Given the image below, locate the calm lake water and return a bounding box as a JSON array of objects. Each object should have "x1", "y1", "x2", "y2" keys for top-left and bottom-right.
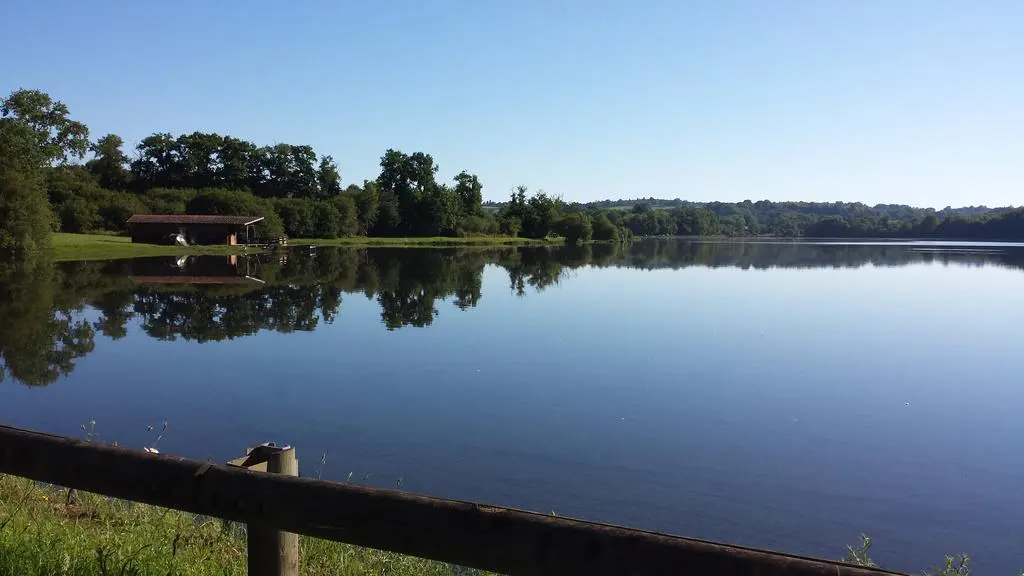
[{"x1": 1, "y1": 240, "x2": 1022, "y2": 573}]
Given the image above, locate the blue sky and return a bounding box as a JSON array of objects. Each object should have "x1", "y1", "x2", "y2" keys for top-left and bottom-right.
[{"x1": 4, "y1": 0, "x2": 1021, "y2": 207}]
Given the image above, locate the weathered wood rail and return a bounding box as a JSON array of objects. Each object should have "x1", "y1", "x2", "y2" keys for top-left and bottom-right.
[{"x1": 0, "y1": 425, "x2": 904, "y2": 575}]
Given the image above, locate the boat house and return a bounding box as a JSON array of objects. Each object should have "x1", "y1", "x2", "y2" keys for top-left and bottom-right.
[{"x1": 126, "y1": 214, "x2": 264, "y2": 246}]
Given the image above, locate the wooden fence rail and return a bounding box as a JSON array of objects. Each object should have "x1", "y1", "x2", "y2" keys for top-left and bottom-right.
[{"x1": 0, "y1": 425, "x2": 904, "y2": 576}]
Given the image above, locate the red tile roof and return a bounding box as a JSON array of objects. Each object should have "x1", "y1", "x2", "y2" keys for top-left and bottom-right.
[{"x1": 126, "y1": 214, "x2": 264, "y2": 226}]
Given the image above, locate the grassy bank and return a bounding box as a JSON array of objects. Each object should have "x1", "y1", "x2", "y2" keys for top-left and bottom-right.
[
  {"x1": 49, "y1": 233, "x2": 256, "y2": 262},
  {"x1": 49, "y1": 233, "x2": 559, "y2": 261},
  {"x1": 0, "y1": 474, "x2": 474, "y2": 576}
]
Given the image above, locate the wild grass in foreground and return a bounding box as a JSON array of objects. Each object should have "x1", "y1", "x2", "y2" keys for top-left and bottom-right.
[
  {"x1": 1, "y1": 473, "x2": 1017, "y2": 576},
  {"x1": 0, "y1": 474, "x2": 483, "y2": 576},
  {"x1": 843, "y1": 534, "x2": 1023, "y2": 576}
]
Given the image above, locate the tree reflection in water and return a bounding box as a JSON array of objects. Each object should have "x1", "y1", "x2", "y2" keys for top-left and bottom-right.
[{"x1": 2, "y1": 240, "x2": 1023, "y2": 386}]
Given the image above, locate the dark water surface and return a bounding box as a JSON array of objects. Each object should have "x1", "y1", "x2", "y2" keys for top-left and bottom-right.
[{"x1": 1, "y1": 240, "x2": 1022, "y2": 573}]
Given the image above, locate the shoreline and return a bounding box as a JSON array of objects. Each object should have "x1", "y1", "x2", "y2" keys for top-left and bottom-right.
[{"x1": 49, "y1": 233, "x2": 562, "y2": 262}]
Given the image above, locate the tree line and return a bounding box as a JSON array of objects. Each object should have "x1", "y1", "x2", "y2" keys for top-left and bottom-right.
[
  {"x1": 4, "y1": 87, "x2": 1023, "y2": 262},
  {"x1": 486, "y1": 197, "x2": 1024, "y2": 240},
  {"x1": 0, "y1": 89, "x2": 639, "y2": 259}
]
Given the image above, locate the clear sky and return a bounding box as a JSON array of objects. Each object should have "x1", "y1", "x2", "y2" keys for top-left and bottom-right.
[{"x1": 4, "y1": 0, "x2": 1021, "y2": 207}]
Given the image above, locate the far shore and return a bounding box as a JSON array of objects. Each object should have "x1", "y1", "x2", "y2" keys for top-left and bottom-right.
[
  {"x1": 49, "y1": 232, "x2": 562, "y2": 262},
  {"x1": 49, "y1": 232, "x2": 1015, "y2": 263}
]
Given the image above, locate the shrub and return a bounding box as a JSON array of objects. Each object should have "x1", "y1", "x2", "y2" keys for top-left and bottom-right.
[
  {"x1": 459, "y1": 214, "x2": 499, "y2": 236},
  {"x1": 554, "y1": 213, "x2": 593, "y2": 245}
]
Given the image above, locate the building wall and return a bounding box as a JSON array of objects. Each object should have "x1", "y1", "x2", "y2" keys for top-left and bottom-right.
[{"x1": 129, "y1": 223, "x2": 242, "y2": 245}]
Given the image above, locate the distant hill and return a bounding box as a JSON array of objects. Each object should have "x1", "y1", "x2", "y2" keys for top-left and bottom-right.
[
  {"x1": 483, "y1": 197, "x2": 1022, "y2": 239},
  {"x1": 485, "y1": 198, "x2": 1015, "y2": 219}
]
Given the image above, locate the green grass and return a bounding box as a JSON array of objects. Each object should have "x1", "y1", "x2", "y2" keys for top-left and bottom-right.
[
  {"x1": 0, "y1": 474, "x2": 478, "y2": 576},
  {"x1": 49, "y1": 232, "x2": 561, "y2": 261},
  {"x1": 49, "y1": 233, "x2": 257, "y2": 262},
  {"x1": 3, "y1": 474, "x2": 1015, "y2": 576}
]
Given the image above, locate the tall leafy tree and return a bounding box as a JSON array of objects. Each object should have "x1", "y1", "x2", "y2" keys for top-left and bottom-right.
[
  {"x1": 86, "y1": 134, "x2": 130, "y2": 190},
  {"x1": 524, "y1": 191, "x2": 559, "y2": 239},
  {"x1": 377, "y1": 149, "x2": 441, "y2": 234},
  {"x1": 356, "y1": 180, "x2": 380, "y2": 234},
  {"x1": 287, "y1": 145, "x2": 318, "y2": 198},
  {"x1": 453, "y1": 171, "x2": 483, "y2": 216},
  {"x1": 0, "y1": 89, "x2": 89, "y2": 257},
  {"x1": 131, "y1": 133, "x2": 180, "y2": 190},
  {"x1": 1, "y1": 89, "x2": 89, "y2": 164},
  {"x1": 0, "y1": 121, "x2": 53, "y2": 256},
  {"x1": 419, "y1": 185, "x2": 461, "y2": 236},
  {"x1": 316, "y1": 155, "x2": 342, "y2": 198},
  {"x1": 216, "y1": 136, "x2": 258, "y2": 190},
  {"x1": 256, "y1": 143, "x2": 291, "y2": 197},
  {"x1": 176, "y1": 132, "x2": 224, "y2": 189}
]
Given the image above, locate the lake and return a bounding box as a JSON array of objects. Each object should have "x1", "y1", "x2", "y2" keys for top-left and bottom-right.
[{"x1": 1, "y1": 239, "x2": 1022, "y2": 574}]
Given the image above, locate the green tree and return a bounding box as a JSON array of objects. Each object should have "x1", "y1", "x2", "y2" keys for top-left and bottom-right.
[
  {"x1": 249, "y1": 143, "x2": 320, "y2": 198},
  {"x1": 96, "y1": 190, "x2": 144, "y2": 231},
  {"x1": 0, "y1": 119, "x2": 55, "y2": 257},
  {"x1": 46, "y1": 165, "x2": 103, "y2": 232},
  {"x1": 918, "y1": 213, "x2": 940, "y2": 235},
  {"x1": 500, "y1": 215, "x2": 522, "y2": 237},
  {"x1": 287, "y1": 145, "x2": 319, "y2": 198},
  {"x1": 460, "y1": 214, "x2": 499, "y2": 235},
  {"x1": 57, "y1": 195, "x2": 100, "y2": 232},
  {"x1": 555, "y1": 213, "x2": 593, "y2": 244},
  {"x1": 176, "y1": 132, "x2": 224, "y2": 189},
  {"x1": 330, "y1": 194, "x2": 360, "y2": 237},
  {"x1": 86, "y1": 134, "x2": 130, "y2": 190},
  {"x1": 0, "y1": 89, "x2": 90, "y2": 257},
  {"x1": 377, "y1": 149, "x2": 441, "y2": 233},
  {"x1": 131, "y1": 133, "x2": 180, "y2": 190},
  {"x1": 453, "y1": 171, "x2": 483, "y2": 216},
  {"x1": 523, "y1": 191, "x2": 559, "y2": 239},
  {"x1": 311, "y1": 200, "x2": 342, "y2": 238},
  {"x1": 355, "y1": 180, "x2": 380, "y2": 234},
  {"x1": 1, "y1": 89, "x2": 89, "y2": 164},
  {"x1": 419, "y1": 186, "x2": 461, "y2": 236},
  {"x1": 140, "y1": 188, "x2": 195, "y2": 214},
  {"x1": 591, "y1": 211, "x2": 620, "y2": 242},
  {"x1": 216, "y1": 136, "x2": 258, "y2": 190},
  {"x1": 672, "y1": 206, "x2": 720, "y2": 236},
  {"x1": 273, "y1": 198, "x2": 317, "y2": 237},
  {"x1": 186, "y1": 189, "x2": 283, "y2": 238},
  {"x1": 316, "y1": 155, "x2": 342, "y2": 198}
]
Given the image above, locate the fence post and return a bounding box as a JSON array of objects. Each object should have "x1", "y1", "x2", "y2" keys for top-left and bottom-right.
[{"x1": 229, "y1": 444, "x2": 300, "y2": 576}]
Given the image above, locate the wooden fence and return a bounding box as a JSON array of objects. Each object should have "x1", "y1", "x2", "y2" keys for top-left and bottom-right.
[{"x1": 0, "y1": 424, "x2": 905, "y2": 576}]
